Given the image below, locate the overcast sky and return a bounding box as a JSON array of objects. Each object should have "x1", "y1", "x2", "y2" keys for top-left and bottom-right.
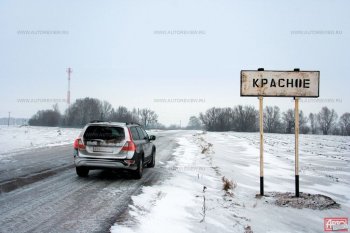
[{"x1": 0, "y1": 0, "x2": 349, "y2": 126}]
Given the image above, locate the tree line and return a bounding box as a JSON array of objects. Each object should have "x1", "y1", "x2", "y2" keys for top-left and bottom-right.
[
  {"x1": 194, "y1": 105, "x2": 350, "y2": 136},
  {"x1": 28, "y1": 98, "x2": 350, "y2": 136},
  {"x1": 28, "y1": 97, "x2": 159, "y2": 129}
]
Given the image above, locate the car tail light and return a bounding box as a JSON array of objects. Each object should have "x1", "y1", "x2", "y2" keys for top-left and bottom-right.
[
  {"x1": 73, "y1": 138, "x2": 86, "y2": 150},
  {"x1": 122, "y1": 141, "x2": 136, "y2": 152}
]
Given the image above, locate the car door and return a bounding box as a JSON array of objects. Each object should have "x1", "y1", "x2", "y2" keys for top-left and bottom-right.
[{"x1": 141, "y1": 128, "x2": 153, "y2": 158}]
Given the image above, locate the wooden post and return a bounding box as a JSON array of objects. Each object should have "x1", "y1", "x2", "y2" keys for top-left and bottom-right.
[
  {"x1": 294, "y1": 97, "x2": 300, "y2": 197},
  {"x1": 259, "y1": 96, "x2": 264, "y2": 196}
]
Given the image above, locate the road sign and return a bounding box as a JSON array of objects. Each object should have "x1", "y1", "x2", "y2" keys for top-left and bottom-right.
[
  {"x1": 240, "y1": 70, "x2": 320, "y2": 97},
  {"x1": 240, "y1": 68, "x2": 320, "y2": 197}
]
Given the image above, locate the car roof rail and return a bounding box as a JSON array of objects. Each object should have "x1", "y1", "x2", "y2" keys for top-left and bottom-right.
[
  {"x1": 126, "y1": 122, "x2": 141, "y2": 126},
  {"x1": 89, "y1": 120, "x2": 104, "y2": 123}
]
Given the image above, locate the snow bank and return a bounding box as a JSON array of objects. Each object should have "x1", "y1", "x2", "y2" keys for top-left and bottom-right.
[
  {"x1": 0, "y1": 125, "x2": 81, "y2": 157},
  {"x1": 111, "y1": 134, "x2": 248, "y2": 233}
]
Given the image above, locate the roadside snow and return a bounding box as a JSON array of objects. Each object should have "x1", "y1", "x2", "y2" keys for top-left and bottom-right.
[
  {"x1": 111, "y1": 134, "x2": 250, "y2": 233},
  {"x1": 111, "y1": 131, "x2": 350, "y2": 233},
  {"x1": 0, "y1": 126, "x2": 81, "y2": 157}
]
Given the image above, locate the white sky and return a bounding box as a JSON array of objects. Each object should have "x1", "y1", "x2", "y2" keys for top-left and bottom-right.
[{"x1": 0, "y1": 0, "x2": 349, "y2": 126}]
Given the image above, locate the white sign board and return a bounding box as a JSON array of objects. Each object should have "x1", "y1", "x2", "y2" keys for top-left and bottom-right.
[{"x1": 241, "y1": 70, "x2": 320, "y2": 97}]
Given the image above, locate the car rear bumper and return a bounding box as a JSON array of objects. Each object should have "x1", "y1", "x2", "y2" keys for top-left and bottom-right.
[{"x1": 74, "y1": 157, "x2": 137, "y2": 171}]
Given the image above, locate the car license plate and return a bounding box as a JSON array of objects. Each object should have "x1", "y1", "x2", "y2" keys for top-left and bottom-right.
[{"x1": 93, "y1": 147, "x2": 113, "y2": 153}]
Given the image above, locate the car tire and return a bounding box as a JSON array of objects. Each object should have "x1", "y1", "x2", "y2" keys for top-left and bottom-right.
[
  {"x1": 76, "y1": 167, "x2": 89, "y2": 177},
  {"x1": 133, "y1": 156, "x2": 143, "y2": 179},
  {"x1": 147, "y1": 150, "x2": 155, "y2": 168}
]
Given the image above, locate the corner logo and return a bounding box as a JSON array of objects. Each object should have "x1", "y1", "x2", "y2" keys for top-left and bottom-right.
[{"x1": 324, "y1": 218, "x2": 348, "y2": 232}]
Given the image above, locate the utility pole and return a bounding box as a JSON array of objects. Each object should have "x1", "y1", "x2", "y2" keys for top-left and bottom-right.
[
  {"x1": 67, "y1": 68, "x2": 72, "y2": 105},
  {"x1": 8, "y1": 112, "x2": 11, "y2": 127}
]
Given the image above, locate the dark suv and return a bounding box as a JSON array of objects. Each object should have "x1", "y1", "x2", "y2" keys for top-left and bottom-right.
[{"x1": 73, "y1": 122, "x2": 156, "y2": 179}]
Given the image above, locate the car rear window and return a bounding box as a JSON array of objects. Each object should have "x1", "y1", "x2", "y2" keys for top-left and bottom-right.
[{"x1": 84, "y1": 126, "x2": 125, "y2": 142}]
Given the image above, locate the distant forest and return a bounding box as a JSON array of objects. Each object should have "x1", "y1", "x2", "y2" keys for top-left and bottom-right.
[
  {"x1": 27, "y1": 97, "x2": 350, "y2": 136},
  {"x1": 196, "y1": 105, "x2": 350, "y2": 136},
  {"x1": 28, "y1": 97, "x2": 159, "y2": 129}
]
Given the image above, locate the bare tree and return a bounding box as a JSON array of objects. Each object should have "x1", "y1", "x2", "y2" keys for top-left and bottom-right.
[
  {"x1": 282, "y1": 109, "x2": 309, "y2": 134},
  {"x1": 217, "y1": 108, "x2": 235, "y2": 131},
  {"x1": 64, "y1": 97, "x2": 103, "y2": 126},
  {"x1": 339, "y1": 112, "x2": 350, "y2": 136},
  {"x1": 109, "y1": 106, "x2": 133, "y2": 122},
  {"x1": 187, "y1": 116, "x2": 202, "y2": 130},
  {"x1": 233, "y1": 105, "x2": 258, "y2": 132},
  {"x1": 199, "y1": 108, "x2": 217, "y2": 131},
  {"x1": 317, "y1": 106, "x2": 338, "y2": 135},
  {"x1": 200, "y1": 107, "x2": 234, "y2": 131},
  {"x1": 101, "y1": 100, "x2": 113, "y2": 121},
  {"x1": 140, "y1": 108, "x2": 158, "y2": 129},
  {"x1": 282, "y1": 109, "x2": 295, "y2": 134},
  {"x1": 309, "y1": 113, "x2": 317, "y2": 134},
  {"x1": 199, "y1": 106, "x2": 257, "y2": 132},
  {"x1": 131, "y1": 108, "x2": 140, "y2": 123},
  {"x1": 263, "y1": 106, "x2": 282, "y2": 133},
  {"x1": 200, "y1": 108, "x2": 216, "y2": 131},
  {"x1": 29, "y1": 104, "x2": 61, "y2": 126},
  {"x1": 299, "y1": 110, "x2": 309, "y2": 134}
]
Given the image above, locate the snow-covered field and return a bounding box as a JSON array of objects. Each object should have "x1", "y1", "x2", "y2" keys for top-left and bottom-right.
[
  {"x1": 1, "y1": 127, "x2": 348, "y2": 232},
  {"x1": 111, "y1": 131, "x2": 350, "y2": 233},
  {"x1": 0, "y1": 126, "x2": 81, "y2": 157}
]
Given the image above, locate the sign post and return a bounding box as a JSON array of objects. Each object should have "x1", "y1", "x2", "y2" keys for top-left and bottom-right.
[
  {"x1": 294, "y1": 97, "x2": 300, "y2": 197},
  {"x1": 240, "y1": 69, "x2": 319, "y2": 197},
  {"x1": 259, "y1": 96, "x2": 264, "y2": 196}
]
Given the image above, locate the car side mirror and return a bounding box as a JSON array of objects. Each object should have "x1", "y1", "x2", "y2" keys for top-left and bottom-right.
[{"x1": 149, "y1": 135, "x2": 156, "y2": 141}]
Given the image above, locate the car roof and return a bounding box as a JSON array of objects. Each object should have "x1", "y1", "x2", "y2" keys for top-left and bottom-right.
[{"x1": 87, "y1": 122, "x2": 141, "y2": 127}]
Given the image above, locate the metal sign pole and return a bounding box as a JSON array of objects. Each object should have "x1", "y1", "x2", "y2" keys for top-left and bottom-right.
[
  {"x1": 294, "y1": 97, "x2": 300, "y2": 197},
  {"x1": 259, "y1": 96, "x2": 264, "y2": 196}
]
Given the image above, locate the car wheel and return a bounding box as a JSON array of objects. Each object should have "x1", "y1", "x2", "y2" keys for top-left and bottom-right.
[
  {"x1": 147, "y1": 150, "x2": 155, "y2": 168},
  {"x1": 76, "y1": 167, "x2": 89, "y2": 177},
  {"x1": 133, "y1": 156, "x2": 143, "y2": 179}
]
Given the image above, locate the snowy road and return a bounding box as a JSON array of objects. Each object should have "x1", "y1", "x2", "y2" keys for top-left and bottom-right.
[{"x1": 0, "y1": 130, "x2": 185, "y2": 233}]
